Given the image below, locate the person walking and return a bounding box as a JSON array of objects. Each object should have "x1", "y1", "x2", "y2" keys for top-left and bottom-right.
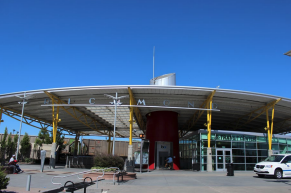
[{"x1": 165, "y1": 156, "x2": 173, "y2": 169}]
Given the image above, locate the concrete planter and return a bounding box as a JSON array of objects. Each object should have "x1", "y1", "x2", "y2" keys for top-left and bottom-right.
[{"x1": 83, "y1": 172, "x2": 136, "y2": 181}]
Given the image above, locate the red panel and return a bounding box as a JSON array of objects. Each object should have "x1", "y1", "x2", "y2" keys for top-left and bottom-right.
[{"x1": 146, "y1": 111, "x2": 180, "y2": 170}]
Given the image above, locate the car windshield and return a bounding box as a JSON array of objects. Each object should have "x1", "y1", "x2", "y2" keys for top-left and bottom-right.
[{"x1": 264, "y1": 155, "x2": 284, "y2": 162}]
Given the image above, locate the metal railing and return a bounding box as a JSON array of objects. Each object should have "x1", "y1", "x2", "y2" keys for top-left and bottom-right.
[
  {"x1": 51, "y1": 167, "x2": 121, "y2": 188},
  {"x1": 65, "y1": 156, "x2": 94, "y2": 169}
]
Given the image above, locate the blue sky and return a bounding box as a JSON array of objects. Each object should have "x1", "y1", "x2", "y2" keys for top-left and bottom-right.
[{"x1": 0, "y1": 0, "x2": 290, "y2": 137}]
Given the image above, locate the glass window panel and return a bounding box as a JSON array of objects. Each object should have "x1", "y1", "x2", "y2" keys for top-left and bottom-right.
[
  {"x1": 278, "y1": 138, "x2": 286, "y2": 144},
  {"x1": 216, "y1": 141, "x2": 231, "y2": 148},
  {"x1": 232, "y1": 149, "x2": 245, "y2": 156},
  {"x1": 211, "y1": 134, "x2": 216, "y2": 140},
  {"x1": 287, "y1": 139, "x2": 291, "y2": 145},
  {"x1": 258, "y1": 150, "x2": 268, "y2": 157},
  {"x1": 201, "y1": 134, "x2": 207, "y2": 140},
  {"x1": 246, "y1": 150, "x2": 257, "y2": 156},
  {"x1": 216, "y1": 134, "x2": 231, "y2": 141},
  {"x1": 246, "y1": 164, "x2": 256, "y2": 170},
  {"x1": 202, "y1": 148, "x2": 209, "y2": 156},
  {"x1": 232, "y1": 142, "x2": 244, "y2": 148},
  {"x1": 212, "y1": 156, "x2": 216, "y2": 164},
  {"x1": 233, "y1": 164, "x2": 245, "y2": 170},
  {"x1": 272, "y1": 144, "x2": 279, "y2": 150},
  {"x1": 201, "y1": 134, "x2": 216, "y2": 140},
  {"x1": 245, "y1": 143, "x2": 256, "y2": 149},
  {"x1": 257, "y1": 136, "x2": 267, "y2": 143},
  {"x1": 246, "y1": 157, "x2": 257, "y2": 163},
  {"x1": 272, "y1": 138, "x2": 278, "y2": 143},
  {"x1": 244, "y1": 136, "x2": 256, "y2": 142},
  {"x1": 280, "y1": 144, "x2": 287, "y2": 154},
  {"x1": 231, "y1": 135, "x2": 245, "y2": 141},
  {"x1": 212, "y1": 149, "x2": 216, "y2": 155},
  {"x1": 233, "y1": 157, "x2": 245, "y2": 163},
  {"x1": 258, "y1": 157, "x2": 267, "y2": 162},
  {"x1": 202, "y1": 141, "x2": 215, "y2": 148},
  {"x1": 257, "y1": 143, "x2": 268, "y2": 149}
]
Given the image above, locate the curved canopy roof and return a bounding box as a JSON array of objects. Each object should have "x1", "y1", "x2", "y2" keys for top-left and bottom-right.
[{"x1": 1, "y1": 85, "x2": 291, "y2": 138}]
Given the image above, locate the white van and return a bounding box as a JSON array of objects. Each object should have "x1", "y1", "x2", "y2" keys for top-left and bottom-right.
[{"x1": 254, "y1": 154, "x2": 291, "y2": 179}]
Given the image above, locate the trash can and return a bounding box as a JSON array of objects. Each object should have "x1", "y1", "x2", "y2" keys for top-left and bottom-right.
[
  {"x1": 192, "y1": 163, "x2": 200, "y2": 171},
  {"x1": 226, "y1": 163, "x2": 234, "y2": 176}
]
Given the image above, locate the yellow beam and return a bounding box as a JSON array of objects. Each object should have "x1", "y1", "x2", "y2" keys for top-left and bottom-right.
[
  {"x1": 266, "y1": 105, "x2": 276, "y2": 150},
  {"x1": 128, "y1": 87, "x2": 146, "y2": 132},
  {"x1": 44, "y1": 91, "x2": 124, "y2": 137},
  {"x1": 52, "y1": 99, "x2": 61, "y2": 143},
  {"x1": 225, "y1": 98, "x2": 282, "y2": 130},
  {"x1": 266, "y1": 109, "x2": 271, "y2": 150},
  {"x1": 207, "y1": 97, "x2": 213, "y2": 148},
  {"x1": 182, "y1": 90, "x2": 216, "y2": 137}
]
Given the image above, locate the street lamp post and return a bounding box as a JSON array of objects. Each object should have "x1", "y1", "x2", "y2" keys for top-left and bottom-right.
[
  {"x1": 104, "y1": 92, "x2": 128, "y2": 155},
  {"x1": 16, "y1": 93, "x2": 28, "y2": 160}
]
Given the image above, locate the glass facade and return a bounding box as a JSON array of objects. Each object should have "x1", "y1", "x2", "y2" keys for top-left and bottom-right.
[{"x1": 179, "y1": 130, "x2": 291, "y2": 171}]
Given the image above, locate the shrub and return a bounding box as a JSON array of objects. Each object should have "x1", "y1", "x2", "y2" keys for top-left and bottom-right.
[
  {"x1": 94, "y1": 154, "x2": 124, "y2": 170},
  {"x1": 0, "y1": 166, "x2": 10, "y2": 190},
  {"x1": 91, "y1": 166, "x2": 118, "y2": 172},
  {"x1": 25, "y1": 158, "x2": 32, "y2": 163}
]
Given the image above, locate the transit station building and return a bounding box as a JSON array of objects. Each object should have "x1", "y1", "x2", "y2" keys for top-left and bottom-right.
[{"x1": 1, "y1": 73, "x2": 291, "y2": 171}]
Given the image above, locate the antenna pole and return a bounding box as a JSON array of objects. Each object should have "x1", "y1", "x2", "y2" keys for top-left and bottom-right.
[{"x1": 153, "y1": 46, "x2": 155, "y2": 80}]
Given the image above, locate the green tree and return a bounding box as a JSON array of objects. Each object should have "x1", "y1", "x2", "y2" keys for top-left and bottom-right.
[
  {"x1": 35, "y1": 129, "x2": 51, "y2": 147},
  {"x1": 20, "y1": 132, "x2": 31, "y2": 160},
  {"x1": 0, "y1": 167, "x2": 10, "y2": 190},
  {"x1": 55, "y1": 131, "x2": 66, "y2": 154},
  {"x1": 6, "y1": 133, "x2": 18, "y2": 159},
  {"x1": 6, "y1": 133, "x2": 12, "y2": 158},
  {"x1": 0, "y1": 127, "x2": 8, "y2": 166}
]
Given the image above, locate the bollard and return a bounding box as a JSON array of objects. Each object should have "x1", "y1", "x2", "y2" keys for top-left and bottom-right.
[{"x1": 26, "y1": 175, "x2": 31, "y2": 191}]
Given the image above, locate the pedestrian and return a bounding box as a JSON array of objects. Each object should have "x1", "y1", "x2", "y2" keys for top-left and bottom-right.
[
  {"x1": 8, "y1": 155, "x2": 23, "y2": 174},
  {"x1": 165, "y1": 156, "x2": 173, "y2": 169}
]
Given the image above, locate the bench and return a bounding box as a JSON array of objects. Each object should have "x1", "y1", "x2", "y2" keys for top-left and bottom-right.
[
  {"x1": 116, "y1": 171, "x2": 127, "y2": 182},
  {"x1": 64, "y1": 177, "x2": 95, "y2": 193}
]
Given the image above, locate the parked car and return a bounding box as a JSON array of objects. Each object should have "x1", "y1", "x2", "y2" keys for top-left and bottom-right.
[{"x1": 254, "y1": 154, "x2": 291, "y2": 179}]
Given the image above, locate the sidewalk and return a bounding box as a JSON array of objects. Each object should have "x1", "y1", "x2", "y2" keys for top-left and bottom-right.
[{"x1": 3, "y1": 165, "x2": 291, "y2": 193}]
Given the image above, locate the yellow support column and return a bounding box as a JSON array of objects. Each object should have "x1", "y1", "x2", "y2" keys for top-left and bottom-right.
[
  {"x1": 50, "y1": 100, "x2": 61, "y2": 169},
  {"x1": 266, "y1": 109, "x2": 272, "y2": 156},
  {"x1": 270, "y1": 105, "x2": 275, "y2": 145},
  {"x1": 207, "y1": 99, "x2": 213, "y2": 172}
]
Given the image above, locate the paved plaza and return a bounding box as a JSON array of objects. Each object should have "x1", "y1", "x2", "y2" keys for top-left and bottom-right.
[{"x1": 3, "y1": 164, "x2": 291, "y2": 193}]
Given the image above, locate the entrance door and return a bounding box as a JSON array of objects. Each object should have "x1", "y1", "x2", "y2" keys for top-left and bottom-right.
[
  {"x1": 155, "y1": 141, "x2": 172, "y2": 169},
  {"x1": 159, "y1": 151, "x2": 168, "y2": 168},
  {"x1": 216, "y1": 149, "x2": 232, "y2": 171}
]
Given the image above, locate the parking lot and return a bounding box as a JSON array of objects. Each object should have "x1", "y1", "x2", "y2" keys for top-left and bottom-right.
[{"x1": 4, "y1": 165, "x2": 291, "y2": 193}]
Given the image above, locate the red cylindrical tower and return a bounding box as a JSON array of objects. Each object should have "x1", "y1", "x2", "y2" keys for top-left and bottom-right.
[{"x1": 146, "y1": 111, "x2": 180, "y2": 170}]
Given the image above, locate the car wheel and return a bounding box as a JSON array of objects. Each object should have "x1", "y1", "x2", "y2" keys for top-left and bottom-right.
[
  {"x1": 274, "y1": 169, "x2": 283, "y2": 179},
  {"x1": 258, "y1": 174, "x2": 264, "y2": 178}
]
